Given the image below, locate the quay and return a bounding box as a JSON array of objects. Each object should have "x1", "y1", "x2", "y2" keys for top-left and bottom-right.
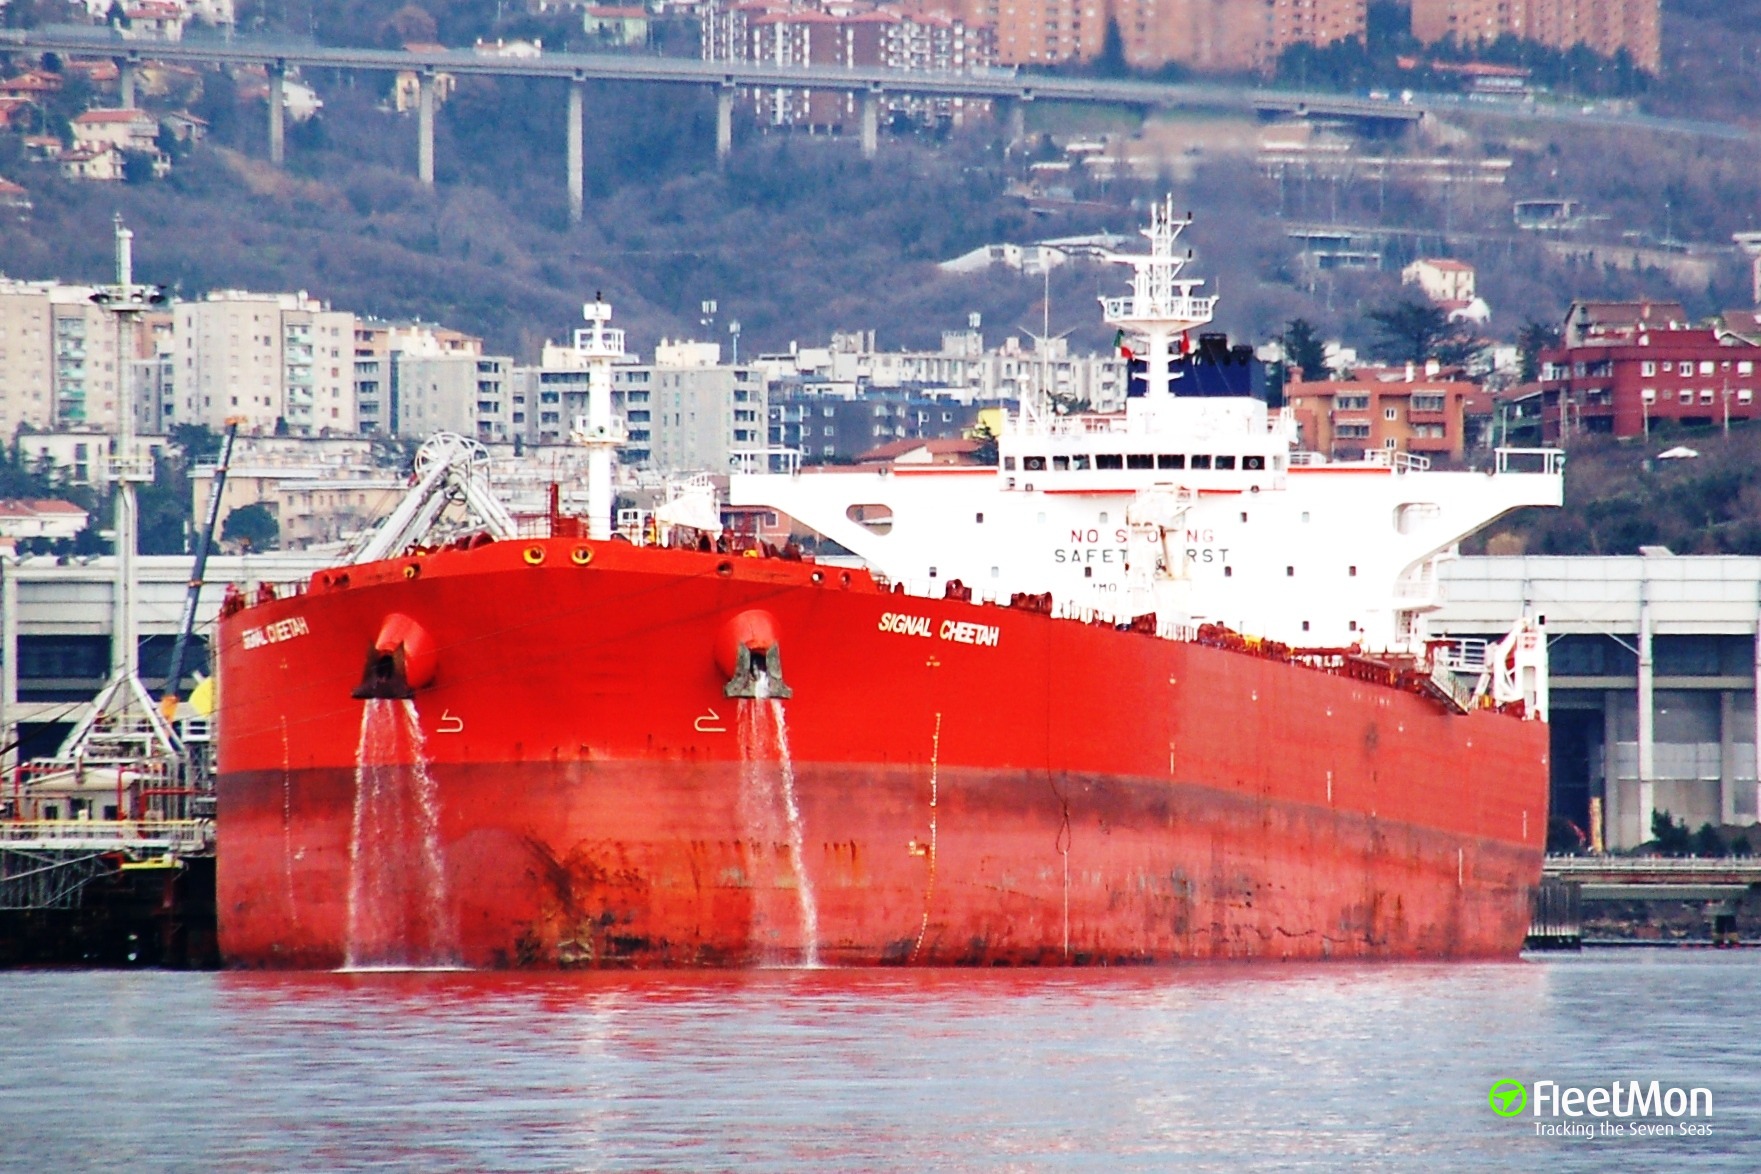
[
  {"x1": 0, "y1": 819, "x2": 216, "y2": 966},
  {"x1": 1529, "y1": 855, "x2": 1761, "y2": 949}
]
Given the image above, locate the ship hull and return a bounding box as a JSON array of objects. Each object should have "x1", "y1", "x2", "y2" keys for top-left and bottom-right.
[{"x1": 215, "y1": 539, "x2": 1548, "y2": 968}]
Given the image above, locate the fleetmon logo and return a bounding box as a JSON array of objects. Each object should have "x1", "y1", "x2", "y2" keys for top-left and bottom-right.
[{"x1": 1489, "y1": 1079, "x2": 1528, "y2": 1117}]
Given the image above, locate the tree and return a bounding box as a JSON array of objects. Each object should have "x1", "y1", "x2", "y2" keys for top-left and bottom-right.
[
  {"x1": 379, "y1": 3, "x2": 438, "y2": 49},
  {"x1": 1365, "y1": 298, "x2": 1472, "y2": 365},
  {"x1": 1283, "y1": 318, "x2": 1328, "y2": 381},
  {"x1": 169, "y1": 423, "x2": 223, "y2": 465},
  {"x1": 1650, "y1": 809, "x2": 1692, "y2": 857},
  {"x1": 1517, "y1": 318, "x2": 1561, "y2": 383},
  {"x1": 221, "y1": 502, "x2": 280, "y2": 551},
  {"x1": 1093, "y1": 19, "x2": 1128, "y2": 79},
  {"x1": 1691, "y1": 822, "x2": 1725, "y2": 858},
  {"x1": 968, "y1": 418, "x2": 999, "y2": 466},
  {"x1": 121, "y1": 149, "x2": 159, "y2": 185}
]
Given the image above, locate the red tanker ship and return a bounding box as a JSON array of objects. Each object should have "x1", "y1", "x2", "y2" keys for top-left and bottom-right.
[{"x1": 215, "y1": 204, "x2": 1562, "y2": 968}]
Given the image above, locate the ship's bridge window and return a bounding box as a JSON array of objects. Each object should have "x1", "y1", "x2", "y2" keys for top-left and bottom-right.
[
  {"x1": 1191, "y1": 455, "x2": 1213, "y2": 470},
  {"x1": 1053, "y1": 456, "x2": 1069, "y2": 470},
  {"x1": 1023, "y1": 456, "x2": 1047, "y2": 471},
  {"x1": 1215, "y1": 456, "x2": 1237, "y2": 470},
  {"x1": 1243, "y1": 455, "x2": 1266, "y2": 471},
  {"x1": 1127, "y1": 454, "x2": 1153, "y2": 470},
  {"x1": 846, "y1": 504, "x2": 894, "y2": 535},
  {"x1": 1158, "y1": 454, "x2": 1185, "y2": 469},
  {"x1": 1096, "y1": 454, "x2": 1124, "y2": 470},
  {"x1": 1072, "y1": 454, "x2": 1090, "y2": 470}
]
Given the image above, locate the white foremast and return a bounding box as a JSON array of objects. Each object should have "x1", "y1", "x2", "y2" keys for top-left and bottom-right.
[{"x1": 1098, "y1": 196, "x2": 1217, "y2": 405}]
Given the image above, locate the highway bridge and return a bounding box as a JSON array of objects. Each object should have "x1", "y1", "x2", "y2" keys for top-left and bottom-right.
[{"x1": 2, "y1": 25, "x2": 1753, "y2": 222}]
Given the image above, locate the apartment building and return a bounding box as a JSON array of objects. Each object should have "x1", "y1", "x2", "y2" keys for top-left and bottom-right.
[
  {"x1": 989, "y1": 0, "x2": 1363, "y2": 71},
  {"x1": 0, "y1": 280, "x2": 142, "y2": 433},
  {"x1": 704, "y1": 1, "x2": 995, "y2": 129},
  {"x1": 395, "y1": 352, "x2": 517, "y2": 443},
  {"x1": 352, "y1": 321, "x2": 484, "y2": 437},
  {"x1": 1410, "y1": 0, "x2": 1661, "y2": 74},
  {"x1": 172, "y1": 291, "x2": 355, "y2": 435},
  {"x1": 1285, "y1": 369, "x2": 1475, "y2": 461}
]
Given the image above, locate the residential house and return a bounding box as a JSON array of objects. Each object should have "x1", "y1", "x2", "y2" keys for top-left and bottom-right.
[
  {"x1": 584, "y1": 5, "x2": 650, "y2": 45},
  {"x1": 0, "y1": 178, "x2": 30, "y2": 216},
  {"x1": 0, "y1": 499, "x2": 92, "y2": 550},
  {"x1": 59, "y1": 144, "x2": 127, "y2": 182},
  {"x1": 1401, "y1": 257, "x2": 1489, "y2": 324},
  {"x1": 1402, "y1": 258, "x2": 1476, "y2": 305},
  {"x1": 121, "y1": 1, "x2": 190, "y2": 39},
  {"x1": 0, "y1": 72, "x2": 63, "y2": 99},
  {"x1": 22, "y1": 136, "x2": 63, "y2": 162},
  {"x1": 70, "y1": 108, "x2": 160, "y2": 153},
  {"x1": 161, "y1": 110, "x2": 209, "y2": 143}
]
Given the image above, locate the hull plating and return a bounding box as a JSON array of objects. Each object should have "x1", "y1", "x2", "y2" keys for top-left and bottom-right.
[{"x1": 215, "y1": 539, "x2": 1548, "y2": 968}]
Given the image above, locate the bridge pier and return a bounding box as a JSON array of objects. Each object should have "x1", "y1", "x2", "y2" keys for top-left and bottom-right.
[
  {"x1": 567, "y1": 76, "x2": 584, "y2": 224},
  {"x1": 716, "y1": 84, "x2": 734, "y2": 164},
  {"x1": 417, "y1": 69, "x2": 436, "y2": 187},
  {"x1": 117, "y1": 58, "x2": 137, "y2": 109},
  {"x1": 267, "y1": 61, "x2": 285, "y2": 166},
  {"x1": 859, "y1": 88, "x2": 879, "y2": 160}
]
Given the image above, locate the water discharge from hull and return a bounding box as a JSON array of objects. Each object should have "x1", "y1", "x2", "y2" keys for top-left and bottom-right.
[
  {"x1": 737, "y1": 683, "x2": 821, "y2": 968},
  {"x1": 343, "y1": 699, "x2": 462, "y2": 971}
]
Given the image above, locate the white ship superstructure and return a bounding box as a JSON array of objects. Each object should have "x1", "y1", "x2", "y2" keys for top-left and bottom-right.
[{"x1": 730, "y1": 199, "x2": 1564, "y2": 655}]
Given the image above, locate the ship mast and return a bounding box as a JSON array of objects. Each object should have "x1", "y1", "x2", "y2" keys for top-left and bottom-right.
[
  {"x1": 1099, "y1": 197, "x2": 1217, "y2": 410},
  {"x1": 571, "y1": 296, "x2": 627, "y2": 542}
]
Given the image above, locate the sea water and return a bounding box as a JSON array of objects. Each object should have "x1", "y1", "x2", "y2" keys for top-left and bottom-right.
[{"x1": 0, "y1": 954, "x2": 1756, "y2": 1171}]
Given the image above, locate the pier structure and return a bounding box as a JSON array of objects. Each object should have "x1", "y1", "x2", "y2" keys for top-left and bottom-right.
[{"x1": 1529, "y1": 855, "x2": 1761, "y2": 949}]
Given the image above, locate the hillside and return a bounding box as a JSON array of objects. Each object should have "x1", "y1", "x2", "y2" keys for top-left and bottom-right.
[{"x1": 1474, "y1": 426, "x2": 1761, "y2": 557}]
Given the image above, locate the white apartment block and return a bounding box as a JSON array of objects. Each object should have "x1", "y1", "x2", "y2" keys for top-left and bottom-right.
[
  {"x1": 353, "y1": 322, "x2": 485, "y2": 437},
  {"x1": 0, "y1": 282, "x2": 56, "y2": 436},
  {"x1": 172, "y1": 291, "x2": 355, "y2": 436},
  {"x1": 757, "y1": 331, "x2": 1128, "y2": 412},
  {"x1": 394, "y1": 353, "x2": 515, "y2": 443},
  {"x1": 0, "y1": 280, "x2": 131, "y2": 433},
  {"x1": 516, "y1": 335, "x2": 765, "y2": 474}
]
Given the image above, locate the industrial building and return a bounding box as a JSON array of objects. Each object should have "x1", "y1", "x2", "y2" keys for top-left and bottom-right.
[{"x1": 1436, "y1": 553, "x2": 1761, "y2": 852}]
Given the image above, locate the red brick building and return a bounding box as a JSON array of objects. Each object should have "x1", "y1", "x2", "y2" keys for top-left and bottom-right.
[{"x1": 1537, "y1": 302, "x2": 1761, "y2": 441}]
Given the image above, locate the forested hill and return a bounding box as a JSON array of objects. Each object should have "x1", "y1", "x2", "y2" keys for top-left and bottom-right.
[
  {"x1": 0, "y1": 71, "x2": 1147, "y2": 360},
  {"x1": 1475, "y1": 428, "x2": 1761, "y2": 557}
]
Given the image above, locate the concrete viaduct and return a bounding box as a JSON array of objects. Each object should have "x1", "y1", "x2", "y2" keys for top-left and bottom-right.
[
  {"x1": 1, "y1": 27, "x2": 1428, "y2": 222},
  {"x1": 5, "y1": 27, "x2": 1750, "y2": 224}
]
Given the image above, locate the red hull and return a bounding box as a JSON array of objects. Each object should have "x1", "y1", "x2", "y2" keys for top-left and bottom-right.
[{"x1": 215, "y1": 538, "x2": 1548, "y2": 968}]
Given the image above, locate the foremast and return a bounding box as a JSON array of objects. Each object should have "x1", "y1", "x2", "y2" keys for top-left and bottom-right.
[
  {"x1": 571, "y1": 297, "x2": 627, "y2": 542},
  {"x1": 1098, "y1": 197, "x2": 1217, "y2": 416}
]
